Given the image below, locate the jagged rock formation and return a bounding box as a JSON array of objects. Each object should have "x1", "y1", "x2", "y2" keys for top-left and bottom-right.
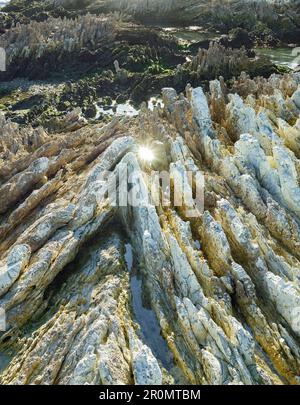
[
  {"x1": 0, "y1": 13, "x2": 118, "y2": 78},
  {"x1": 177, "y1": 42, "x2": 276, "y2": 82},
  {"x1": 0, "y1": 18, "x2": 184, "y2": 124},
  {"x1": 53, "y1": 0, "x2": 298, "y2": 22},
  {"x1": 0, "y1": 112, "x2": 47, "y2": 162},
  {"x1": 0, "y1": 70, "x2": 300, "y2": 385},
  {"x1": 0, "y1": 29, "x2": 277, "y2": 128},
  {"x1": 3, "y1": 0, "x2": 300, "y2": 44},
  {"x1": 53, "y1": 0, "x2": 300, "y2": 42}
]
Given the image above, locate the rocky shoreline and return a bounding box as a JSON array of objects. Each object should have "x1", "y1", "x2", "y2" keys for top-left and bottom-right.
[
  {"x1": 1, "y1": 70, "x2": 300, "y2": 384},
  {"x1": 0, "y1": 13, "x2": 291, "y2": 129},
  {"x1": 0, "y1": 1, "x2": 299, "y2": 130},
  {"x1": 2, "y1": 1, "x2": 300, "y2": 44},
  {"x1": 0, "y1": 0, "x2": 300, "y2": 387}
]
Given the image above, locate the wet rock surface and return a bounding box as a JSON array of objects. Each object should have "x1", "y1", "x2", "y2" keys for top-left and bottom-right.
[{"x1": 0, "y1": 69, "x2": 300, "y2": 384}]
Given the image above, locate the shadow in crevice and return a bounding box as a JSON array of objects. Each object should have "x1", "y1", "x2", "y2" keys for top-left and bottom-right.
[{"x1": 125, "y1": 243, "x2": 189, "y2": 383}]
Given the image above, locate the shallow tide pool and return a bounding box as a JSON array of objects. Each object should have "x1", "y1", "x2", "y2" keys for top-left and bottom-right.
[{"x1": 254, "y1": 47, "x2": 299, "y2": 69}]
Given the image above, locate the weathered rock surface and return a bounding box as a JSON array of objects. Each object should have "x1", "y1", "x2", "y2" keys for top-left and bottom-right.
[{"x1": 1, "y1": 70, "x2": 300, "y2": 385}]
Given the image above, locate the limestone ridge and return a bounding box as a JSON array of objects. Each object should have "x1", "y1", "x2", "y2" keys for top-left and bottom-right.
[{"x1": 0, "y1": 70, "x2": 300, "y2": 384}]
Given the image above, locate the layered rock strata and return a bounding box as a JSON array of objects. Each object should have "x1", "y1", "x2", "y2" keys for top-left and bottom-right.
[{"x1": 0, "y1": 71, "x2": 300, "y2": 385}]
